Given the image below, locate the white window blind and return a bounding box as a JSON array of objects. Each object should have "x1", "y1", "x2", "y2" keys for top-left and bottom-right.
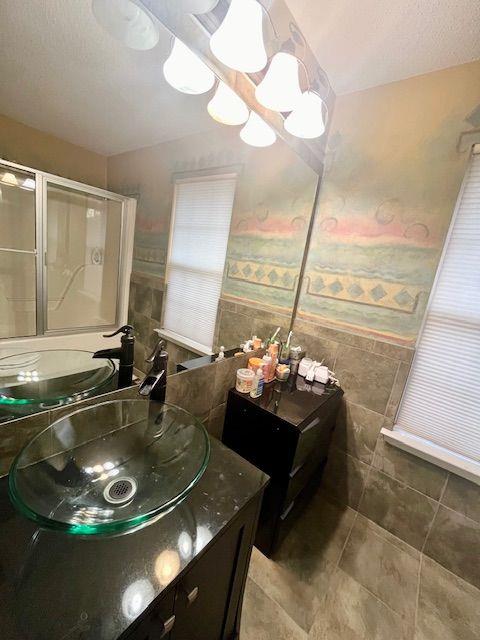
[
  {"x1": 393, "y1": 149, "x2": 480, "y2": 474},
  {"x1": 162, "y1": 175, "x2": 236, "y2": 353}
]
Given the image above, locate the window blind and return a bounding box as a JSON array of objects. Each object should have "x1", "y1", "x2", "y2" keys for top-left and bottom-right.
[
  {"x1": 394, "y1": 150, "x2": 480, "y2": 466},
  {"x1": 162, "y1": 175, "x2": 236, "y2": 353}
]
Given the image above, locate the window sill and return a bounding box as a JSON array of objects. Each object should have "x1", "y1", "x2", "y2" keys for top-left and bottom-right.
[
  {"x1": 381, "y1": 427, "x2": 480, "y2": 486},
  {"x1": 156, "y1": 329, "x2": 213, "y2": 357}
]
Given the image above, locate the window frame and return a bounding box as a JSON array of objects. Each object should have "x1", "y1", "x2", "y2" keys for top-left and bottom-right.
[
  {"x1": 0, "y1": 157, "x2": 135, "y2": 342},
  {"x1": 382, "y1": 143, "x2": 480, "y2": 485},
  {"x1": 159, "y1": 170, "x2": 238, "y2": 355}
]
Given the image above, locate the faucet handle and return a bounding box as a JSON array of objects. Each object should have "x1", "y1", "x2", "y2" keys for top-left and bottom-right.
[
  {"x1": 146, "y1": 330, "x2": 166, "y2": 363},
  {"x1": 103, "y1": 325, "x2": 134, "y2": 339}
]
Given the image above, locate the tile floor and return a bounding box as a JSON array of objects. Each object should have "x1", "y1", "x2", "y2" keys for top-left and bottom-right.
[{"x1": 241, "y1": 492, "x2": 480, "y2": 640}]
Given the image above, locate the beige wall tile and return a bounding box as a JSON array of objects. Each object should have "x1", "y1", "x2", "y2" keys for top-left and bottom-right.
[
  {"x1": 207, "y1": 403, "x2": 226, "y2": 440},
  {"x1": 441, "y1": 474, "x2": 480, "y2": 524},
  {"x1": 334, "y1": 401, "x2": 384, "y2": 464},
  {"x1": 372, "y1": 341, "x2": 414, "y2": 363},
  {"x1": 334, "y1": 345, "x2": 398, "y2": 414},
  {"x1": 385, "y1": 361, "x2": 411, "y2": 419},
  {"x1": 424, "y1": 505, "x2": 480, "y2": 589},
  {"x1": 359, "y1": 467, "x2": 437, "y2": 550},
  {"x1": 321, "y1": 447, "x2": 370, "y2": 509},
  {"x1": 416, "y1": 556, "x2": 480, "y2": 640},
  {"x1": 372, "y1": 436, "x2": 447, "y2": 500}
]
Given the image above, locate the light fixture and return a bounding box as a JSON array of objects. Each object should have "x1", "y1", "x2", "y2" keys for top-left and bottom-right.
[
  {"x1": 0, "y1": 172, "x2": 18, "y2": 186},
  {"x1": 163, "y1": 38, "x2": 215, "y2": 95},
  {"x1": 21, "y1": 178, "x2": 35, "y2": 191},
  {"x1": 284, "y1": 91, "x2": 326, "y2": 139},
  {"x1": 92, "y1": 0, "x2": 160, "y2": 50},
  {"x1": 210, "y1": 0, "x2": 267, "y2": 73},
  {"x1": 240, "y1": 112, "x2": 276, "y2": 147},
  {"x1": 255, "y1": 52, "x2": 302, "y2": 112},
  {"x1": 165, "y1": 0, "x2": 219, "y2": 13},
  {"x1": 207, "y1": 81, "x2": 249, "y2": 126}
]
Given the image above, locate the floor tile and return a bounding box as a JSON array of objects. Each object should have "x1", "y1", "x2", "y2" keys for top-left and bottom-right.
[
  {"x1": 249, "y1": 494, "x2": 355, "y2": 632},
  {"x1": 338, "y1": 514, "x2": 419, "y2": 619},
  {"x1": 309, "y1": 568, "x2": 411, "y2": 640},
  {"x1": 416, "y1": 557, "x2": 480, "y2": 640},
  {"x1": 240, "y1": 578, "x2": 307, "y2": 640}
]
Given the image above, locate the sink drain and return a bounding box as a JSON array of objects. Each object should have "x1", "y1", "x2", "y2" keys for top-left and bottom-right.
[{"x1": 103, "y1": 477, "x2": 137, "y2": 505}]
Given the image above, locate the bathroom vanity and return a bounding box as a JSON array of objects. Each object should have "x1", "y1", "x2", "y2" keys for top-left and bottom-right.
[
  {"x1": 223, "y1": 377, "x2": 343, "y2": 556},
  {"x1": 0, "y1": 437, "x2": 268, "y2": 640}
]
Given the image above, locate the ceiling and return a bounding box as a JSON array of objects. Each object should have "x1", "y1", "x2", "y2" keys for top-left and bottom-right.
[
  {"x1": 285, "y1": 0, "x2": 480, "y2": 94},
  {"x1": 1, "y1": 1, "x2": 479, "y2": 157},
  {"x1": 0, "y1": 0, "x2": 215, "y2": 156}
]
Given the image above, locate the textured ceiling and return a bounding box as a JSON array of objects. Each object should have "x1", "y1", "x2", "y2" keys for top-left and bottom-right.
[
  {"x1": 285, "y1": 0, "x2": 480, "y2": 94},
  {"x1": 1, "y1": 1, "x2": 479, "y2": 156},
  {"x1": 0, "y1": 0, "x2": 215, "y2": 156}
]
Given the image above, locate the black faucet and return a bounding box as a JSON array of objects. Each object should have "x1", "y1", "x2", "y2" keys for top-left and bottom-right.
[
  {"x1": 138, "y1": 331, "x2": 168, "y2": 403},
  {"x1": 93, "y1": 325, "x2": 135, "y2": 389}
]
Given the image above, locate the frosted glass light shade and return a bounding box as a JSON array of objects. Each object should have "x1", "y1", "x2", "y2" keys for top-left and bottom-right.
[
  {"x1": 240, "y1": 112, "x2": 276, "y2": 147},
  {"x1": 210, "y1": 0, "x2": 267, "y2": 73},
  {"x1": 255, "y1": 52, "x2": 302, "y2": 112},
  {"x1": 163, "y1": 38, "x2": 215, "y2": 95},
  {"x1": 207, "y1": 82, "x2": 249, "y2": 125},
  {"x1": 284, "y1": 91, "x2": 326, "y2": 139},
  {"x1": 92, "y1": 0, "x2": 159, "y2": 51}
]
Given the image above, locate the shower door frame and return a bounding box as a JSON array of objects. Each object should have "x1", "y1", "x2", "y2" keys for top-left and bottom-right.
[{"x1": 0, "y1": 157, "x2": 136, "y2": 340}]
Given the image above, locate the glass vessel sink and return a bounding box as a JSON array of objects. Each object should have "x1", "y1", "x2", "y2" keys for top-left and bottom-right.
[
  {"x1": 9, "y1": 399, "x2": 210, "y2": 535},
  {"x1": 0, "y1": 350, "x2": 116, "y2": 414}
]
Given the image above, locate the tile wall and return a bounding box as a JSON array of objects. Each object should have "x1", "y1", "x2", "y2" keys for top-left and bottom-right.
[{"x1": 296, "y1": 316, "x2": 480, "y2": 582}]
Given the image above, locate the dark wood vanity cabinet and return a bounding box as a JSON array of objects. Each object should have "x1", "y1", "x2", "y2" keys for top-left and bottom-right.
[
  {"x1": 122, "y1": 495, "x2": 262, "y2": 640},
  {"x1": 222, "y1": 381, "x2": 343, "y2": 557}
]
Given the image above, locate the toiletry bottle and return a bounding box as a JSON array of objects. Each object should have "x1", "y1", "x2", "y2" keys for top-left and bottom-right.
[
  {"x1": 250, "y1": 365, "x2": 265, "y2": 398},
  {"x1": 266, "y1": 342, "x2": 279, "y2": 383},
  {"x1": 262, "y1": 354, "x2": 272, "y2": 382}
]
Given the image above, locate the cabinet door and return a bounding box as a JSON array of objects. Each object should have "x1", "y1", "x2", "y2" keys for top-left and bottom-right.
[
  {"x1": 125, "y1": 589, "x2": 176, "y2": 640},
  {"x1": 170, "y1": 524, "x2": 242, "y2": 640}
]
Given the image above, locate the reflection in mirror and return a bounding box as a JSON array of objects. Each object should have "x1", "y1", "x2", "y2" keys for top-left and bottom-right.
[{"x1": 0, "y1": 0, "x2": 319, "y2": 418}]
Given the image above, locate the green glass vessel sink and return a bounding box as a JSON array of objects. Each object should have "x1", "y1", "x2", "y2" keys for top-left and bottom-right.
[
  {"x1": 0, "y1": 350, "x2": 116, "y2": 413},
  {"x1": 8, "y1": 399, "x2": 210, "y2": 535}
]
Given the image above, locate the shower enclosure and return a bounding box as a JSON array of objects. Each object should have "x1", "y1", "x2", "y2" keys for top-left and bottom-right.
[{"x1": 0, "y1": 159, "x2": 135, "y2": 342}]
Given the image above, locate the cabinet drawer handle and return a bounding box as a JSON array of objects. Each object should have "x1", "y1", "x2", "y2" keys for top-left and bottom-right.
[
  {"x1": 184, "y1": 585, "x2": 199, "y2": 605},
  {"x1": 289, "y1": 461, "x2": 305, "y2": 479},
  {"x1": 280, "y1": 500, "x2": 295, "y2": 520},
  {"x1": 160, "y1": 614, "x2": 176, "y2": 637},
  {"x1": 302, "y1": 417, "x2": 320, "y2": 433}
]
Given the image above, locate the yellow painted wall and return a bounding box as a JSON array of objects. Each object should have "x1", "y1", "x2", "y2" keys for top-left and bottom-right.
[
  {"x1": 298, "y1": 60, "x2": 480, "y2": 345},
  {"x1": 0, "y1": 114, "x2": 107, "y2": 188}
]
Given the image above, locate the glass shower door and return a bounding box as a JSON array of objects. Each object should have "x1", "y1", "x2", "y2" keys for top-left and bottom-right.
[
  {"x1": 0, "y1": 164, "x2": 37, "y2": 338},
  {"x1": 45, "y1": 182, "x2": 123, "y2": 331}
]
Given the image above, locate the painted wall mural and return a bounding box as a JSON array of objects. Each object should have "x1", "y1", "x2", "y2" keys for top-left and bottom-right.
[
  {"x1": 107, "y1": 125, "x2": 318, "y2": 314},
  {"x1": 298, "y1": 60, "x2": 480, "y2": 346}
]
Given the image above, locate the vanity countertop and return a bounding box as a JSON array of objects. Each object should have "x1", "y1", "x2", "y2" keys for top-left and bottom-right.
[
  {"x1": 231, "y1": 376, "x2": 343, "y2": 429},
  {"x1": 0, "y1": 438, "x2": 268, "y2": 640}
]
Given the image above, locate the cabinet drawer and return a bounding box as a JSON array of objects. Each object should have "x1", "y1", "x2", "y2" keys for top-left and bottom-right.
[
  {"x1": 223, "y1": 393, "x2": 295, "y2": 477},
  {"x1": 285, "y1": 452, "x2": 326, "y2": 506},
  {"x1": 291, "y1": 401, "x2": 338, "y2": 470}
]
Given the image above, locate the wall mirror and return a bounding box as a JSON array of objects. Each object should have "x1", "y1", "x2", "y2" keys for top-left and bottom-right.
[{"x1": 0, "y1": 0, "x2": 321, "y2": 420}]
